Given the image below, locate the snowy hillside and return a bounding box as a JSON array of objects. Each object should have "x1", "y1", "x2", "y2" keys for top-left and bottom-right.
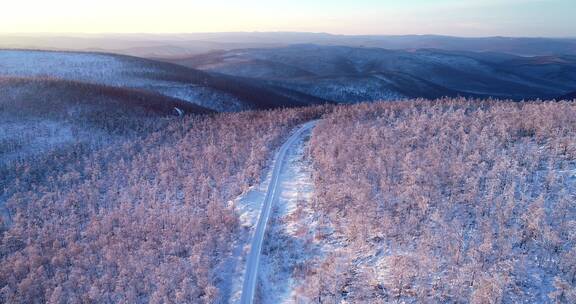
[
  {"x1": 301, "y1": 100, "x2": 576, "y2": 303},
  {"x1": 168, "y1": 45, "x2": 576, "y2": 101},
  {"x1": 0, "y1": 50, "x2": 254, "y2": 111},
  {"x1": 0, "y1": 50, "x2": 333, "y2": 111},
  {"x1": 0, "y1": 77, "x2": 211, "y2": 166}
]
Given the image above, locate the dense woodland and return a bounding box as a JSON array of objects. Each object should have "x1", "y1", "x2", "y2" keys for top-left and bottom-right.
[
  {"x1": 0, "y1": 93, "x2": 324, "y2": 303},
  {"x1": 0, "y1": 77, "x2": 210, "y2": 209},
  {"x1": 299, "y1": 100, "x2": 576, "y2": 303},
  {"x1": 2, "y1": 89, "x2": 575, "y2": 303}
]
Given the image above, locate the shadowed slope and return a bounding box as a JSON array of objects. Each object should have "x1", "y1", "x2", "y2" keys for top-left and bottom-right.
[
  {"x1": 168, "y1": 45, "x2": 576, "y2": 101},
  {"x1": 0, "y1": 49, "x2": 330, "y2": 111},
  {"x1": 559, "y1": 91, "x2": 576, "y2": 100},
  {"x1": 0, "y1": 77, "x2": 214, "y2": 116}
]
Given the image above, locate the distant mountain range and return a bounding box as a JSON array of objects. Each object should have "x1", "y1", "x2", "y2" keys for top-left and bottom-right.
[{"x1": 2, "y1": 33, "x2": 576, "y2": 57}]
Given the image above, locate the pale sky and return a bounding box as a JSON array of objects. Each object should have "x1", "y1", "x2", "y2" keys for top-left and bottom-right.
[{"x1": 0, "y1": 0, "x2": 574, "y2": 37}]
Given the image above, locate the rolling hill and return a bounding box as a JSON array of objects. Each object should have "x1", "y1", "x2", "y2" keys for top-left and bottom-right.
[
  {"x1": 166, "y1": 45, "x2": 576, "y2": 101},
  {"x1": 0, "y1": 77, "x2": 213, "y2": 116},
  {"x1": 0, "y1": 77, "x2": 214, "y2": 166},
  {"x1": 0, "y1": 50, "x2": 328, "y2": 111}
]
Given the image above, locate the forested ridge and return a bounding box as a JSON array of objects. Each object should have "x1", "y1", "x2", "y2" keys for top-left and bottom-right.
[
  {"x1": 0, "y1": 103, "x2": 324, "y2": 303},
  {"x1": 299, "y1": 100, "x2": 576, "y2": 303}
]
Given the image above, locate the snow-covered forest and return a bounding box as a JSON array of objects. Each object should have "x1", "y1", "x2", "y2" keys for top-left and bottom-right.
[
  {"x1": 1, "y1": 91, "x2": 575, "y2": 303},
  {"x1": 2, "y1": 3, "x2": 576, "y2": 302},
  {"x1": 0, "y1": 101, "x2": 324, "y2": 303},
  {"x1": 298, "y1": 100, "x2": 576, "y2": 303}
]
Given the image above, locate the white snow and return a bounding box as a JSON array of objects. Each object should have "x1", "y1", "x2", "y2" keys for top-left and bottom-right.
[
  {"x1": 257, "y1": 127, "x2": 317, "y2": 304},
  {"x1": 238, "y1": 125, "x2": 349, "y2": 304},
  {"x1": 0, "y1": 50, "x2": 135, "y2": 84},
  {"x1": 0, "y1": 116, "x2": 114, "y2": 228},
  {"x1": 222, "y1": 124, "x2": 351, "y2": 304},
  {"x1": 1, "y1": 119, "x2": 75, "y2": 164},
  {"x1": 214, "y1": 124, "x2": 322, "y2": 304},
  {"x1": 214, "y1": 151, "x2": 278, "y2": 303}
]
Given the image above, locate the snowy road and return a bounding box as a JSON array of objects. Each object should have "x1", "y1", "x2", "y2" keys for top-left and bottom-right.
[{"x1": 239, "y1": 121, "x2": 317, "y2": 304}]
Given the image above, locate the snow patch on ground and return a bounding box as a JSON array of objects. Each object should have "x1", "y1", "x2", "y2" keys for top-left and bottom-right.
[
  {"x1": 257, "y1": 128, "x2": 323, "y2": 304},
  {"x1": 215, "y1": 151, "x2": 278, "y2": 303},
  {"x1": 1, "y1": 119, "x2": 75, "y2": 165},
  {"x1": 215, "y1": 124, "x2": 321, "y2": 304}
]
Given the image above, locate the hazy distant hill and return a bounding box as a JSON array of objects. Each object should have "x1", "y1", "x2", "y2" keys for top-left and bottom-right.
[
  {"x1": 166, "y1": 45, "x2": 576, "y2": 101},
  {"x1": 2, "y1": 33, "x2": 576, "y2": 57}
]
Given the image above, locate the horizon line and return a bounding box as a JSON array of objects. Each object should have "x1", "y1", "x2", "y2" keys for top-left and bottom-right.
[{"x1": 1, "y1": 31, "x2": 575, "y2": 40}]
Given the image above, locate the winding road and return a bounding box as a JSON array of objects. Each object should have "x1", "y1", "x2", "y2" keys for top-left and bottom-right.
[{"x1": 239, "y1": 120, "x2": 317, "y2": 304}]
